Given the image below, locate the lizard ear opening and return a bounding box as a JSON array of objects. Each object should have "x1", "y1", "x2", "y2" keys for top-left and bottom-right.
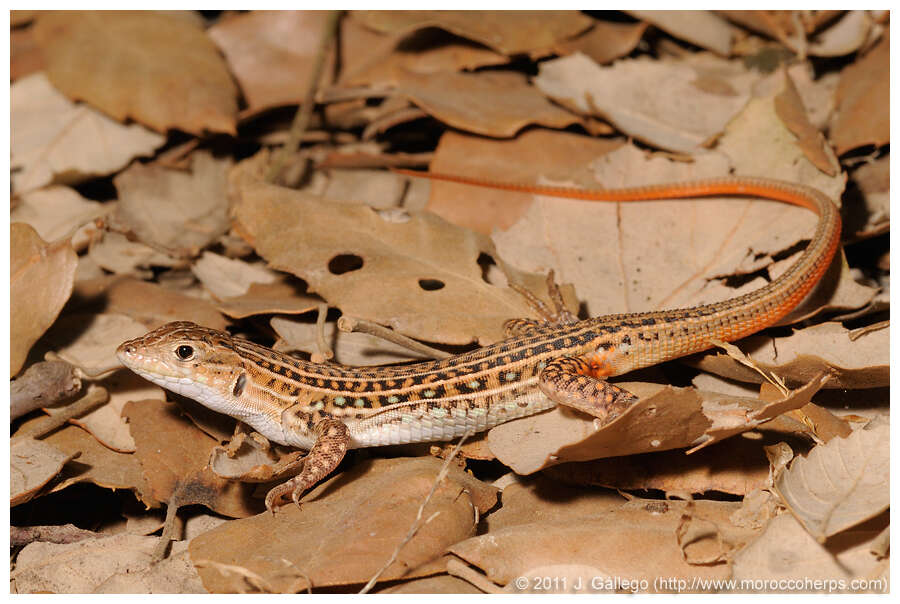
[{"x1": 233, "y1": 372, "x2": 247, "y2": 398}]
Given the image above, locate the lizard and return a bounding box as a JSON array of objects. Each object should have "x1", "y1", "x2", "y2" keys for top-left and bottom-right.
[{"x1": 116, "y1": 174, "x2": 841, "y2": 512}]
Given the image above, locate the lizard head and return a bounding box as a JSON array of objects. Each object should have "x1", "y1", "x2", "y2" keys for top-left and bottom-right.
[{"x1": 116, "y1": 321, "x2": 249, "y2": 414}]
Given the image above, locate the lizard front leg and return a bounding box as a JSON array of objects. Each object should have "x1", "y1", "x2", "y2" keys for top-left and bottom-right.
[
  {"x1": 539, "y1": 357, "x2": 638, "y2": 425},
  {"x1": 505, "y1": 270, "x2": 578, "y2": 337},
  {"x1": 264, "y1": 418, "x2": 350, "y2": 512}
]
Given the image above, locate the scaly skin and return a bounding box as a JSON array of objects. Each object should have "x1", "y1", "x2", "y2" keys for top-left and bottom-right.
[{"x1": 117, "y1": 175, "x2": 841, "y2": 510}]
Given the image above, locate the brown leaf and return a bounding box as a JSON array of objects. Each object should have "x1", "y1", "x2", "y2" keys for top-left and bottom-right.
[
  {"x1": 124, "y1": 399, "x2": 259, "y2": 519},
  {"x1": 10, "y1": 438, "x2": 77, "y2": 506},
  {"x1": 423, "y1": 129, "x2": 623, "y2": 234},
  {"x1": 12, "y1": 536, "x2": 205, "y2": 594},
  {"x1": 10, "y1": 73, "x2": 164, "y2": 194},
  {"x1": 43, "y1": 313, "x2": 149, "y2": 376},
  {"x1": 774, "y1": 418, "x2": 889, "y2": 541},
  {"x1": 691, "y1": 322, "x2": 888, "y2": 390},
  {"x1": 774, "y1": 69, "x2": 838, "y2": 176},
  {"x1": 231, "y1": 173, "x2": 553, "y2": 345},
  {"x1": 377, "y1": 575, "x2": 484, "y2": 594},
  {"x1": 626, "y1": 10, "x2": 733, "y2": 55},
  {"x1": 452, "y1": 497, "x2": 751, "y2": 592},
  {"x1": 807, "y1": 11, "x2": 878, "y2": 57},
  {"x1": 10, "y1": 223, "x2": 78, "y2": 375},
  {"x1": 353, "y1": 10, "x2": 593, "y2": 56},
  {"x1": 105, "y1": 278, "x2": 229, "y2": 331},
  {"x1": 552, "y1": 19, "x2": 648, "y2": 65},
  {"x1": 87, "y1": 230, "x2": 181, "y2": 278},
  {"x1": 33, "y1": 11, "x2": 238, "y2": 135},
  {"x1": 830, "y1": 32, "x2": 889, "y2": 154},
  {"x1": 395, "y1": 70, "x2": 580, "y2": 138},
  {"x1": 534, "y1": 53, "x2": 756, "y2": 152},
  {"x1": 209, "y1": 11, "x2": 335, "y2": 115},
  {"x1": 846, "y1": 156, "x2": 889, "y2": 239},
  {"x1": 11, "y1": 186, "x2": 110, "y2": 252},
  {"x1": 189, "y1": 457, "x2": 497, "y2": 593},
  {"x1": 10, "y1": 25, "x2": 44, "y2": 81},
  {"x1": 12, "y1": 417, "x2": 155, "y2": 505},
  {"x1": 113, "y1": 151, "x2": 232, "y2": 258},
  {"x1": 339, "y1": 15, "x2": 508, "y2": 88}
]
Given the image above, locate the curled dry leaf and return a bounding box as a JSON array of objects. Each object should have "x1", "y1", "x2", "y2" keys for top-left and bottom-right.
[
  {"x1": 691, "y1": 321, "x2": 888, "y2": 390},
  {"x1": 113, "y1": 151, "x2": 232, "y2": 258},
  {"x1": 774, "y1": 418, "x2": 889, "y2": 542},
  {"x1": 217, "y1": 280, "x2": 322, "y2": 319},
  {"x1": 10, "y1": 223, "x2": 78, "y2": 375},
  {"x1": 395, "y1": 70, "x2": 580, "y2": 138},
  {"x1": 773, "y1": 69, "x2": 838, "y2": 176},
  {"x1": 12, "y1": 536, "x2": 205, "y2": 594},
  {"x1": 87, "y1": 231, "x2": 181, "y2": 278},
  {"x1": 124, "y1": 399, "x2": 259, "y2": 519},
  {"x1": 551, "y1": 19, "x2": 648, "y2": 65},
  {"x1": 339, "y1": 15, "x2": 508, "y2": 88},
  {"x1": 533, "y1": 53, "x2": 756, "y2": 153},
  {"x1": 424, "y1": 129, "x2": 623, "y2": 234},
  {"x1": 846, "y1": 156, "x2": 889, "y2": 240},
  {"x1": 209, "y1": 11, "x2": 335, "y2": 115},
  {"x1": 626, "y1": 10, "x2": 733, "y2": 55},
  {"x1": 105, "y1": 278, "x2": 228, "y2": 331},
  {"x1": 353, "y1": 10, "x2": 593, "y2": 57},
  {"x1": 189, "y1": 457, "x2": 498, "y2": 593},
  {"x1": 192, "y1": 251, "x2": 280, "y2": 300},
  {"x1": 829, "y1": 32, "x2": 889, "y2": 155},
  {"x1": 231, "y1": 174, "x2": 551, "y2": 345},
  {"x1": 10, "y1": 73, "x2": 165, "y2": 193},
  {"x1": 11, "y1": 186, "x2": 110, "y2": 252},
  {"x1": 10, "y1": 438, "x2": 77, "y2": 506},
  {"x1": 33, "y1": 11, "x2": 238, "y2": 135},
  {"x1": 807, "y1": 10, "x2": 877, "y2": 57},
  {"x1": 487, "y1": 377, "x2": 825, "y2": 476}
]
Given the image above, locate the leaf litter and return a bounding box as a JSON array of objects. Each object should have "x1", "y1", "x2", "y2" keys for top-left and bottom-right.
[{"x1": 10, "y1": 9, "x2": 888, "y2": 594}]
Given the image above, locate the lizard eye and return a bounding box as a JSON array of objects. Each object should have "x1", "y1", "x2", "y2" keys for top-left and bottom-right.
[{"x1": 175, "y1": 345, "x2": 195, "y2": 361}]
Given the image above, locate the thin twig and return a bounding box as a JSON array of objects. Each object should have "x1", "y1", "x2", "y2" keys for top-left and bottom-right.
[
  {"x1": 337, "y1": 316, "x2": 450, "y2": 360},
  {"x1": 16, "y1": 384, "x2": 109, "y2": 440},
  {"x1": 311, "y1": 302, "x2": 334, "y2": 363},
  {"x1": 265, "y1": 10, "x2": 342, "y2": 184},
  {"x1": 359, "y1": 430, "x2": 474, "y2": 594}
]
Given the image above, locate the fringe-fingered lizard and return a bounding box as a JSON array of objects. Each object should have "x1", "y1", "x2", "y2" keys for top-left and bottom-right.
[{"x1": 116, "y1": 175, "x2": 841, "y2": 511}]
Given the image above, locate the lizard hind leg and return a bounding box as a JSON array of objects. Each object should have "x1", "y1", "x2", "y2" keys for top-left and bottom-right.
[
  {"x1": 539, "y1": 356, "x2": 638, "y2": 426},
  {"x1": 264, "y1": 418, "x2": 351, "y2": 513}
]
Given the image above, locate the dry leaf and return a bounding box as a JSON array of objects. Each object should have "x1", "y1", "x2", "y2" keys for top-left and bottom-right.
[
  {"x1": 731, "y1": 513, "x2": 886, "y2": 591},
  {"x1": 231, "y1": 173, "x2": 551, "y2": 345},
  {"x1": 11, "y1": 186, "x2": 110, "y2": 252},
  {"x1": 105, "y1": 278, "x2": 229, "y2": 331},
  {"x1": 124, "y1": 399, "x2": 259, "y2": 519},
  {"x1": 452, "y1": 497, "x2": 751, "y2": 592},
  {"x1": 395, "y1": 70, "x2": 580, "y2": 138},
  {"x1": 10, "y1": 223, "x2": 78, "y2": 375},
  {"x1": 552, "y1": 19, "x2": 648, "y2": 65},
  {"x1": 33, "y1": 11, "x2": 237, "y2": 135},
  {"x1": 774, "y1": 418, "x2": 889, "y2": 541},
  {"x1": 339, "y1": 15, "x2": 507, "y2": 88},
  {"x1": 114, "y1": 151, "x2": 232, "y2": 258},
  {"x1": 829, "y1": 33, "x2": 889, "y2": 155},
  {"x1": 44, "y1": 313, "x2": 149, "y2": 376},
  {"x1": 10, "y1": 438, "x2": 77, "y2": 506},
  {"x1": 378, "y1": 575, "x2": 484, "y2": 594},
  {"x1": 353, "y1": 10, "x2": 593, "y2": 56},
  {"x1": 189, "y1": 457, "x2": 497, "y2": 593},
  {"x1": 10, "y1": 25, "x2": 45, "y2": 81},
  {"x1": 691, "y1": 321, "x2": 888, "y2": 389},
  {"x1": 773, "y1": 69, "x2": 838, "y2": 176},
  {"x1": 192, "y1": 252, "x2": 280, "y2": 299},
  {"x1": 87, "y1": 231, "x2": 181, "y2": 278},
  {"x1": 10, "y1": 73, "x2": 164, "y2": 194},
  {"x1": 533, "y1": 53, "x2": 756, "y2": 152},
  {"x1": 424, "y1": 129, "x2": 623, "y2": 234},
  {"x1": 846, "y1": 156, "x2": 889, "y2": 239},
  {"x1": 209, "y1": 11, "x2": 334, "y2": 115},
  {"x1": 216, "y1": 280, "x2": 322, "y2": 319},
  {"x1": 626, "y1": 10, "x2": 733, "y2": 55},
  {"x1": 807, "y1": 11, "x2": 876, "y2": 57},
  {"x1": 12, "y1": 536, "x2": 205, "y2": 594}
]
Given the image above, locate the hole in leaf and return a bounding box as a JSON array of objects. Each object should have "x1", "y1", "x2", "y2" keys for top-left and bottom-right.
[
  {"x1": 418, "y1": 279, "x2": 445, "y2": 291},
  {"x1": 328, "y1": 254, "x2": 364, "y2": 275}
]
